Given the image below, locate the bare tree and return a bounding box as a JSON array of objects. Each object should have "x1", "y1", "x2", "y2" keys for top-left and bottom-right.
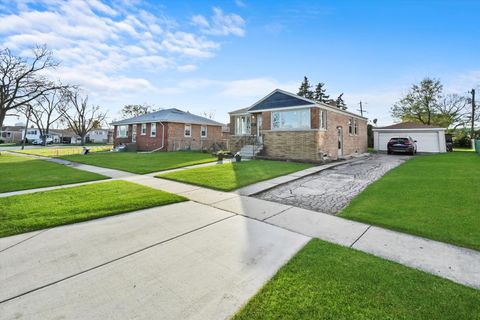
[
  {"x1": 60, "y1": 88, "x2": 107, "y2": 145},
  {"x1": 0, "y1": 45, "x2": 60, "y2": 128},
  {"x1": 21, "y1": 88, "x2": 68, "y2": 145}
]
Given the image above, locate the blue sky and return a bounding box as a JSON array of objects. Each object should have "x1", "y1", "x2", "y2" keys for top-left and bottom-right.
[{"x1": 1, "y1": 0, "x2": 479, "y2": 126}]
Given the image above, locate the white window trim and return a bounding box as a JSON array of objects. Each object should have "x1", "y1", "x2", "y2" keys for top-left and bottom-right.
[
  {"x1": 184, "y1": 124, "x2": 192, "y2": 137},
  {"x1": 201, "y1": 125, "x2": 207, "y2": 138},
  {"x1": 141, "y1": 123, "x2": 146, "y2": 135},
  {"x1": 117, "y1": 125, "x2": 128, "y2": 138},
  {"x1": 354, "y1": 119, "x2": 358, "y2": 135},
  {"x1": 348, "y1": 118, "x2": 354, "y2": 135},
  {"x1": 271, "y1": 108, "x2": 311, "y2": 131},
  {"x1": 320, "y1": 110, "x2": 327, "y2": 130},
  {"x1": 150, "y1": 122, "x2": 156, "y2": 137},
  {"x1": 235, "y1": 115, "x2": 251, "y2": 136}
]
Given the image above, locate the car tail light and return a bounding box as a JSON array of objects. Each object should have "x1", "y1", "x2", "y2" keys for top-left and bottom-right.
[{"x1": 404, "y1": 141, "x2": 411, "y2": 145}]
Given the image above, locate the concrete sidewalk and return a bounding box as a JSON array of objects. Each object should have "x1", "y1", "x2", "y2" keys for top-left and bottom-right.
[{"x1": 0, "y1": 201, "x2": 309, "y2": 319}]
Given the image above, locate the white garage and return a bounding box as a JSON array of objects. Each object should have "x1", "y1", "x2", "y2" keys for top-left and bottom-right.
[{"x1": 373, "y1": 122, "x2": 447, "y2": 153}]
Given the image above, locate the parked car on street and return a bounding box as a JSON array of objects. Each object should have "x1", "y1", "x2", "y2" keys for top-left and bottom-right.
[
  {"x1": 387, "y1": 137, "x2": 417, "y2": 155},
  {"x1": 31, "y1": 136, "x2": 54, "y2": 145}
]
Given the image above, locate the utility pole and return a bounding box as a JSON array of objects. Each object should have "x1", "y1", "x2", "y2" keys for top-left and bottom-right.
[
  {"x1": 470, "y1": 89, "x2": 476, "y2": 148},
  {"x1": 357, "y1": 101, "x2": 368, "y2": 117}
]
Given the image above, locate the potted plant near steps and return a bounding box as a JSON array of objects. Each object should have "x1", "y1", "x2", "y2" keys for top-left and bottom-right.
[
  {"x1": 234, "y1": 152, "x2": 242, "y2": 162},
  {"x1": 217, "y1": 151, "x2": 224, "y2": 163}
]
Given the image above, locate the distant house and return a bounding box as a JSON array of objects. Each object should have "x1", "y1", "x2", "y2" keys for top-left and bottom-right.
[
  {"x1": 22, "y1": 128, "x2": 61, "y2": 144},
  {"x1": 229, "y1": 89, "x2": 368, "y2": 161},
  {"x1": 54, "y1": 129, "x2": 82, "y2": 144},
  {"x1": 373, "y1": 122, "x2": 447, "y2": 153},
  {"x1": 0, "y1": 125, "x2": 23, "y2": 144},
  {"x1": 87, "y1": 129, "x2": 113, "y2": 144},
  {"x1": 111, "y1": 108, "x2": 225, "y2": 151}
]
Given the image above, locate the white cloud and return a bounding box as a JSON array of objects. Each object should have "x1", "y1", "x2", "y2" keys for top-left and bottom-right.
[
  {"x1": 177, "y1": 64, "x2": 197, "y2": 72},
  {"x1": 192, "y1": 7, "x2": 246, "y2": 37},
  {"x1": 0, "y1": 0, "x2": 246, "y2": 104}
]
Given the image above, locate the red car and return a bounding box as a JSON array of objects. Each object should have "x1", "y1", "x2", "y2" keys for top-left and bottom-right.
[{"x1": 387, "y1": 137, "x2": 417, "y2": 155}]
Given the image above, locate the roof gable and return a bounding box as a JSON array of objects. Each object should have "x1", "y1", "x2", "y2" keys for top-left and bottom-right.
[{"x1": 248, "y1": 89, "x2": 315, "y2": 112}]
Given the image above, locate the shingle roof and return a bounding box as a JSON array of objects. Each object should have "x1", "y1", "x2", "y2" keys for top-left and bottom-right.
[
  {"x1": 229, "y1": 107, "x2": 250, "y2": 114},
  {"x1": 379, "y1": 122, "x2": 444, "y2": 129},
  {"x1": 111, "y1": 108, "x2": 223, "y2": 126},
  {"x1": 248, "y1": 90, "x2": 315, "y2": 112}
]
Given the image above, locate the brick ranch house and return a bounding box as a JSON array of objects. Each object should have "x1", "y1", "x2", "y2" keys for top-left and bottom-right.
[
  {"x1": 229, "y1": 89, "x2": 368, "y2": 162},
  {"x1": 111, "y1": 108, "x2": 224, "y2": 151}
]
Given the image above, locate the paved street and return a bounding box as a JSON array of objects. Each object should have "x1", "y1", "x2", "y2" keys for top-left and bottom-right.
[{"x1": 256, "y1": 154, "x2": 410, "y2": 214}]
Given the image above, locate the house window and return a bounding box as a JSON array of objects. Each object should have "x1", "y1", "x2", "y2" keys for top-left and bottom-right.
[
  {"x1": 184, "y1": 124, "x2": 191, "y2": 137},
  {"x1": 320, "y1": 110, "x2": 326, "y2": 129},
  {"x1": 354, "y1": 119, "x2": 358, "y2": 135},
  {"x1": 271, "y1": 108, "x2": 310, "y2": 130},
  {"x1": 235, "y1": 116, "x2": 251, "y2": 135},
  {"x1": 348, "y1": 119, "x2": 353, "y2": 135},
  {"x1": 150, "y1": 123, "x2": 156, "y2": 137},
  {"x1": 201, "y1": 125, "x2": 207, "y2": 138},
  {"x1": 141, "y1": 123, "x2": 146, "y2": 135},
  {"x1": 117, "y1": 125, "x2": 128, "y2": 138}
]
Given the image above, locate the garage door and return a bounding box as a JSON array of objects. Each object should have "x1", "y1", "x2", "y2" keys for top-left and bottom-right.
[{"x1": 377, "y1": 131, "x2": 440, "y2": 152}]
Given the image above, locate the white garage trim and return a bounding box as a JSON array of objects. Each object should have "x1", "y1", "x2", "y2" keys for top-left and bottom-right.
[{"x1": 373, "y1": 128, "x2": 446, "y2": 153}]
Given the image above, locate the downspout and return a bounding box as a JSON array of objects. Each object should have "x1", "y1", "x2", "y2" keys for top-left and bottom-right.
[{"x1": 141, "y1": 121, "x2": 165, "y2": 153}]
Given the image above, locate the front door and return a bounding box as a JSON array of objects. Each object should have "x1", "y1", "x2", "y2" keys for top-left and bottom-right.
[
  {"x1": 132, "y1": 124, "x2": 137, "y2": 143},
  {"x1": 337, "y1": 126, "x2": 343, "y2": 157},
  {"x1": 256, "y1": 115, "x2": 263, "y2": 143}
]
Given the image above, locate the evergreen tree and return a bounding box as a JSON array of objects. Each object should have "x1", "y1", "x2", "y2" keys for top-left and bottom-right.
[
  {"x1": 297, "y1": 76, "x2": 313, "y2": 99},
  {"x1": 313, "y1": 82, "x2": 329, "y2": 102},
  {"x1": 336, "y1": 93, "x2": 347, "y2": 110}
]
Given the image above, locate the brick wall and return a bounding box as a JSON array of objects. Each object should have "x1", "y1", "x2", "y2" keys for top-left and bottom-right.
[
  {"x1": 114, "y1": 122, "x2": 224, "y2": 151},
  {"x1": 262, "y1": 130, "x2": 321, "y2": 162},
  {"x1": 317, "y1": 110, "x2": 368, "y2": 160},
  {"x1": 166, "y1": 122, "x2": 224, "y2": 151}
]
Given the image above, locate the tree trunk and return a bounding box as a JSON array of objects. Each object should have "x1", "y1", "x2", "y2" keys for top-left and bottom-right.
[
  {"x1": 0, "y1": 109, "x2": 6, "y2": 129},
  {"x1": 81, "y1": 135, "x2": 86, "y2": 146}
]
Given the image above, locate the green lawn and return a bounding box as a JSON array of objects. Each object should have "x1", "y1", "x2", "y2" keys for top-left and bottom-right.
[
  {"x1": 13, "y1": 145, "x2": 111, "y2": 157},
  {"x1": 157, "y1": 160, "x2": 313, "y2": 191},
  {"x1": 0, "y1": 180, "x2": 186, "y2": 238},
  {"x1": 60, "y1": 151, "x2": 217, "y2": 174},
  {"x1": 0, "y1": 153, "x2": 108, "y2": 193},
  {"x1": 340, "y1": 151, "x2": 480, "y2": 250},
  {"x1": 234, "y1": 239, "x2": 480, "y2": 320}
]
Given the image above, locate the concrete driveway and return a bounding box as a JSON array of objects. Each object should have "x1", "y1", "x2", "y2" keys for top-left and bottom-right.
[
  {"x1": 0, "y1": 201, "x2": 308, "y2": 320},
  {"x1": 255, "y1": 154, "x2": 410, "y2": 214}
]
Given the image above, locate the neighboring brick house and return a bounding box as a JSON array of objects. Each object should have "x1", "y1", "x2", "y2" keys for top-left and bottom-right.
[
  {"x1": 229, "y1": 89, "x2": 368, "y2": 162},
  {"x1": 111, "y1": 108, "x2": 225, "y2": 152}
]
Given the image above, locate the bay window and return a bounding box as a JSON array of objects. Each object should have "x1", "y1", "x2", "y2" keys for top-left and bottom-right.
[
  {"x1": 272, "y1": 108, "x2": 310, "y2": 130},
  {"x1": 235, "y1": 116, "x2": 251, "y2": 135}
]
